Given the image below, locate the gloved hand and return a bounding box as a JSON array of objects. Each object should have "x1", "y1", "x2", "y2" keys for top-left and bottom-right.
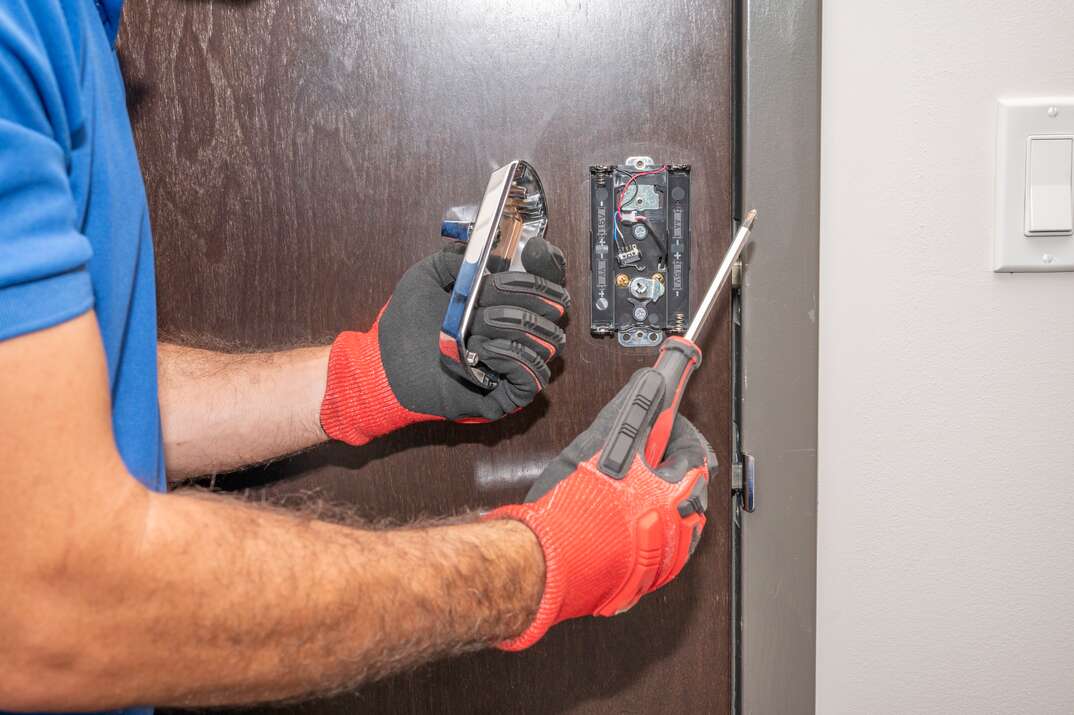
[
  {"x1": 485, "y1": 370, "x2": 715, "y2": 651},
  {"x1": 320, "y1": 239, "x2": 570, "y2": 446}
]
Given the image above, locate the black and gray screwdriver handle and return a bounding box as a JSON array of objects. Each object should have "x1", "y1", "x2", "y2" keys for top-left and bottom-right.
[
  {"x1": 595, "y1": 337, "x2": 701, "y2": 476},
  {"x1": 597, "y1": 210, "x2": 756, "y2": 474}
]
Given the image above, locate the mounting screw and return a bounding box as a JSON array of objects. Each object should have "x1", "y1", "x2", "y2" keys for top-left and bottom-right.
[
  {"x1": 652, "y1": 272, "x2": 664, "y2": 283},
  {"x1": 616, "y1": 273, "x2": 630, "y2": 287}
]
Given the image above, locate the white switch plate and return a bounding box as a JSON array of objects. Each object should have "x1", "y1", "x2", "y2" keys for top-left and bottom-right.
[{"x1": 994, "y1": 98, "x2": 1074, "y2": 272}]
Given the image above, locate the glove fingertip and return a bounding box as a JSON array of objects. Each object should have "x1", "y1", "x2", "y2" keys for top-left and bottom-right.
[
  {"x1": 430, "y1": 246, "x2": 465, "y2": 288},
  {"x1": 521, "y1": 237, "x2": 567, "y2": 284},
  {"x1": 472, "y1": 339, "x2": 551, "y2": 420}
]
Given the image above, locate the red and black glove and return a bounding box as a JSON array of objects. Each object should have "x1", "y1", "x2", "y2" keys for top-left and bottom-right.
[
  {"x1": 320, "y1": 239, "x2": 570, "y2": 446},
  {"x1": 485, "y1": 370, "x2": 715, "y2": 651}
]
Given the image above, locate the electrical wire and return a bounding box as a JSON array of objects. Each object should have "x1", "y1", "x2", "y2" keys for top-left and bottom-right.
[
  {"x1": 616, "y1": 164, "x2": 668, "y2": 225},
  {"x1": 613, "y1": 164, "x2": 669, "y2": 263},
  {"x1": 610, "y1": 169, "x2": 641, "y2": 250},
  {"x1": 611, "y1": 205, "x2": 626, "y2": 250},
  {"x1": 645, "y1": 219, "x2": 668, "y2": 257}
]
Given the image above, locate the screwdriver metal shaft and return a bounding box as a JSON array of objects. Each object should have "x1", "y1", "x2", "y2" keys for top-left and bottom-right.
[
  {"x1": 638, "y1": 209, "x2": 758, "y2": 466},
  {"x1": 599, "y1": 210, "x2": 760, "y2": 472},
  {"x1": 684, "y1": 209, "x2": 757, "y2": 344}
]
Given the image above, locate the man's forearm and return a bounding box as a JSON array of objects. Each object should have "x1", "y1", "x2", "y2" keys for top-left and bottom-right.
[
  {"x1": 0, "y1": 315, "x2": 543, "y2": 710},
  {"x1": 7, "y1": 486, "x2": 543, "y2": 709},
  {"x1": 158, "y1": 344, "x2": 330, "y2": 479}
]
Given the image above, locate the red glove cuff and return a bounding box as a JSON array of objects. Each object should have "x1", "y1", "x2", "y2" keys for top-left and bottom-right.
[
  {"x1": 484, "y1": 467, "x2": 635, "y2": 651},
  {"x1": 320, "y1": 326, "x2": 442, "y2": 446},
  {"x1": 483, "y1": 503, "x2": 568, "y2": 651}
]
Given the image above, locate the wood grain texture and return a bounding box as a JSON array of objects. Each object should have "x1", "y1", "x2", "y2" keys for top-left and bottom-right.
[{"x1": 118, "y1": 1, "x2": 733, "y2": 712}]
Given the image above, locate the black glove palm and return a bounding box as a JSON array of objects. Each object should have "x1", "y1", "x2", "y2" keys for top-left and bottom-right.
[{"x1": 378, "y1": 239, "x2": 570, "y2": 421}]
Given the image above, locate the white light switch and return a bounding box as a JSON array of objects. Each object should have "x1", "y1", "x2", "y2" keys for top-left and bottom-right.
[
  {"x1": 1025, "y1": 136, "x2": 1073, "y2": 235},
  {"x1": 994, "y1": 99, "x2": 1074, "y2": 272}
]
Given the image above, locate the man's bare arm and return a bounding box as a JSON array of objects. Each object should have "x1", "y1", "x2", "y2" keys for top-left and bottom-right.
[
  {"x1": 1, "y1": 314, "x2": 542, "y2": 710},
  {"x1": 158, "y1": 343, "x2": 330, "y2": 479}
]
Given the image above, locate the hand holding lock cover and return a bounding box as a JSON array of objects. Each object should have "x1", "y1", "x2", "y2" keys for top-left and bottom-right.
[
  {"x1": 320, "y1": 161, "x2": 567, "y2": 444},
  {"x1": 439, "y1": 160, "x2": 557, "y2": 389}
]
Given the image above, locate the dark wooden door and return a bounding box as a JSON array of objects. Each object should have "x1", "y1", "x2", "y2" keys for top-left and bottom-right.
[{"x1": 119, "y1": 2, "x2": 733, "y2": 712}]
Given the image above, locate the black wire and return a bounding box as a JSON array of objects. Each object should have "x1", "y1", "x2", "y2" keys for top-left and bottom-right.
[
  {"x1": 612, "y1": 167, "x2": 639, "y2": 209},
  {"x1": 647, "y1": 221, "x2": 668, "y2": 258}
]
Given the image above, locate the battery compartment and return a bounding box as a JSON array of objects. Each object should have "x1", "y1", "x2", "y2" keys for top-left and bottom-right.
[{"x1": 589, "y1": 157, "x2": 691, "y2": 347}]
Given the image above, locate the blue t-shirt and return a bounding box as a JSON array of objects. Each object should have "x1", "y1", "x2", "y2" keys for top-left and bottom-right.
[
  {"x1": 0, "y1": 0, "x2": 162, "y2": 490},
  {"x1": 0, "y1": 0, "x2": 162, "y2": 710}
]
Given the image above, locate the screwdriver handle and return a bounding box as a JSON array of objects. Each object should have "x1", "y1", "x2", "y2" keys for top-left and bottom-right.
[
  {"x1": 596, "y1": 337, "x2": 703, "y2": 478},
  {"x1": 643, "y1": 337, "x2": 702, "y2": 466}
]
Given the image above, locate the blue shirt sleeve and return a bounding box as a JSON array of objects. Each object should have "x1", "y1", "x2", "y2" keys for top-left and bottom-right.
[{"x1": 0, "y1": 2, "x2": 94, "y2": 342}]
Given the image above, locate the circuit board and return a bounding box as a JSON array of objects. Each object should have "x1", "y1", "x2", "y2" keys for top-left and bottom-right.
[{"x1": 589, "y1": 157, "x2": 691, "y2": 347}]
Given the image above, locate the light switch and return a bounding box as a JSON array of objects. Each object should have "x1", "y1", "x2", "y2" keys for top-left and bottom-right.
[
  {"x1": 994, "y1": 99, "x2": 1074, "y2": 272},
  {"x1": 1025, "y1": 136, "x2": 1073, "y2": 236}
]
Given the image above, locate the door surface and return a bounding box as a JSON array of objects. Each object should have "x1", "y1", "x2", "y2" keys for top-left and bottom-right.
[{"x1": 118, "y1": 1, "x2": 733, "y2": 712}]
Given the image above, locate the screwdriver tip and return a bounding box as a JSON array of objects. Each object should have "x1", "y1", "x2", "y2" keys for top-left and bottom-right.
[{"x1": 742, "y1": 209, "x2": 757, "y2": 231}]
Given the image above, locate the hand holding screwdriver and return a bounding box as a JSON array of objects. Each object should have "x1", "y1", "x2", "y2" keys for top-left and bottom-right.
[
  {"x1": 485, "y1": 374, "x2": 715, "y2": 650},
  {"x1": 485, "y1": 211, "x2": 756, "y2": 650}
]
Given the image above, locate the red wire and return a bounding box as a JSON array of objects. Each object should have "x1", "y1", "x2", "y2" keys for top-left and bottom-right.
[{"x1": 616, "y1": 165, "x2": 669, "y2": 222}]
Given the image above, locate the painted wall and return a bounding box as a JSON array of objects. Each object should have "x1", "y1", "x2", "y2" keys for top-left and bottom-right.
[{"x1": 817, "y1": 2, "x2": 1074, "y2": 712}]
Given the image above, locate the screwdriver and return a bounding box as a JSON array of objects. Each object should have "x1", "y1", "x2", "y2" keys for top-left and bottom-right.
[{"x1": 597, "y1": 210, "x2": 757, "y2": 477}]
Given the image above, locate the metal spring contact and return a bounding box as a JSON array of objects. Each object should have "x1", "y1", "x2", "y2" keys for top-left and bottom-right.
[
  {"x1": 670, "y1": 312, "x2": 687, "y2": 334},
  {"x1": 590, "y1": 165, "x2": 612, "y2": 187}
]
